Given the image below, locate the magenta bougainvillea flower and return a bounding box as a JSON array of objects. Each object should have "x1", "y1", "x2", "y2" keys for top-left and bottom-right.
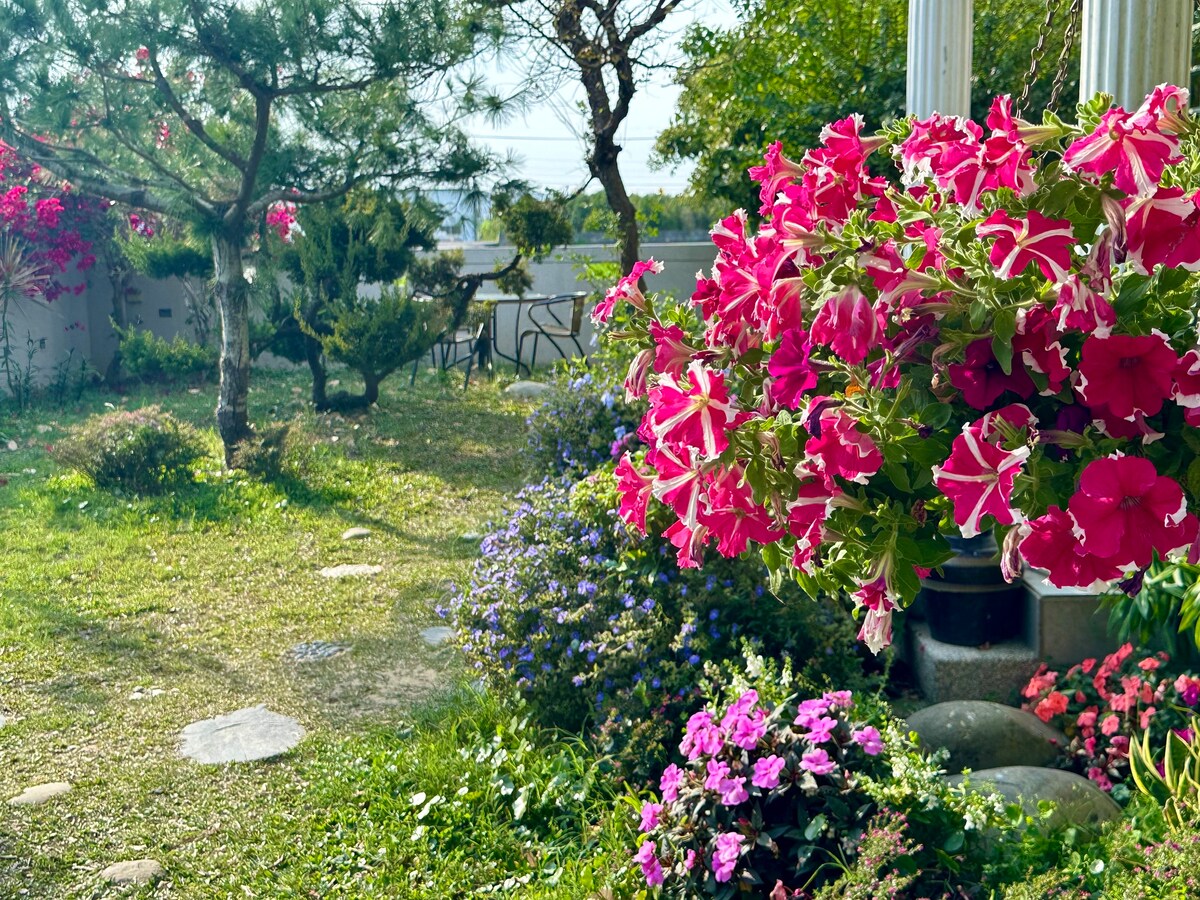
[
  {"x1": 1063, "y1": 106, "x2": 1181, "y2": 196},
  {"x1": 977, "y1": 209, "x2": 1076, "y2": 281},
  {"x1": 1067, "y1": 454, "x2": 1195, "y2": 569},
  {"x1": 808, "y1": 286, "x2": 884, "y2": 364},
  {"x1": 1076, "y1": 332, "x2": 1179, "y2": 421},
  {"x1": 932, "y1": 422, "x2": 1030, "y2": 538}
]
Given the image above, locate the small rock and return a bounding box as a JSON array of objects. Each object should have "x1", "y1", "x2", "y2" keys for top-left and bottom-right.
[
  {"x1": 906, "y1": 701, "x2": 1067, "y2": 772},
  {"x1": 458, "y1": 533, "x2": 483, "y2": 544},
  {"x1": 504, "y1": 380, "x2": 551, "y2": 399},
  {"x1": 420, "y1": 626, "x2": 454, "y2": 647},
  {"x1": 287, "y1": 641, "x2": 350, "y2": 662},
  {"x1": 0, "y1": 713, "x2": 6, "y2": 729},
  {"x1": 948, "y1": 766, "x2": 1121, "y2": 831},
  {"x1": 319, "y1": 564, "x2": 383, "y2": 579},
  {"x1": 181, "y1": 705, "x2": 305, "y2": 764},
  {"x1": 35, "y1": 424, "x2": 52, "y2": 434},
  {"x1": 100, "y1": 859, "x2": 165, "y2": 885},
  {"x1": 341, "y1": 527, "x2": 372, "y2": 541},
  {"x1": 8, "y1": 782, "x2": 72, "y2": 806}
]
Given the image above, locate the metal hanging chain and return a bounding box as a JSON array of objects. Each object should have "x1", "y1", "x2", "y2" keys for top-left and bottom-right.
[
  {"x1": 1048, "y1": 0, "x2": 1082, "y2": 113},
  {"x1": 1016, "y1": 0, "x2": 1062, "y2": 116}
]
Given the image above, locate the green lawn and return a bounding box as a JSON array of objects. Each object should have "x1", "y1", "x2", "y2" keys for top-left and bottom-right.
[{"x1": 0, "y1": 366, "x2": 599, "y2": 898}]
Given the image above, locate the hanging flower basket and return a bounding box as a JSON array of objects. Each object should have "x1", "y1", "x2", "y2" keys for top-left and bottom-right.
[{"x1": 599, "y1": 85, "x2": 1200, "y2": 654}]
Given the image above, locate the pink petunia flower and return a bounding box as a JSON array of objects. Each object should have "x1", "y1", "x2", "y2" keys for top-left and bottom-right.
[
  {"x1": 648, "y1": 361, "x2": 742, "y2": 458},
  {"x1": 932, "y1": 422, "x2": 1030, "y2": 538},
  {"x1": 614, "y1": 454, "x2": 654, "y2": 535},
  {"x1": 977, "y1": 209, "x2": 1076, "y2": 282},
  {"x1": 593, "y1": 258, "x2": 663, "y2": 325},
  {"x1": 1077, "y1": 332, "x2": 1180, "y2": 421},
  {"x1": 1124, "y1": 186, "x2": 1200, "y2": 274},
  {"x1": 1063, "y1": 106, "x2": 1181, "y2": 196},
  {"x1": 803, "y1": 408, "x2": 883, "y2": 488},
  {"x1": 808, "y1": 286, "x2": 884, "y2": 365},
  {"x1": 767, "y1": 327, "x2": 819, "y2": 409},
  {"x1": 1067, "y1": 454, "x2": 1196, "y2": 569},
  {"x1": 649, "y1": 321, "x2": 694, "y2": 379},
  {"x1": 1019, "y1": 506, "x2": 1124, "y2": 591},
  {"x1": 947, "y1": 338, "x2": 1034, "y2": 409}
]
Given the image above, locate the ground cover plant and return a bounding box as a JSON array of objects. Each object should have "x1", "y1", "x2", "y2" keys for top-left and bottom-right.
[{"x1": 0, "y1": 365, "x2": 542, "y2": 898}]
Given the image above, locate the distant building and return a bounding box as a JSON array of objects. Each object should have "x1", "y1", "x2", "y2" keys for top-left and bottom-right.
[{"x1": 419, "y1": 188, "x2": 491, "y2": 243}]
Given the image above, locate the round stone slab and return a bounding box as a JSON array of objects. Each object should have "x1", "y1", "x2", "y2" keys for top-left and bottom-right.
[
  {"x1": 906, "y1": 701, "x2": 1067, "y2": 773},
  {"x1": 8, "y1": 782, "x2": 72, "y2": 806},
  {"x1": 341, "y1": 527, "x2": 372, "y2": 541},
  {"x1": 100, "y1": 859, "x2": 165, "y2": 885},
  {"x1": 319, "y1": 564, "x2": 383, "y2": 579},
  {"x1": 948, "y1": 765, "x2": 1121, "y2": 831},
  {"x1": 287, "y1": 640, "x2": 350, "y2": 663},
  {"x1": 504, "y1": 380, "x2": 551, "y2": 399},
  {"x1": 420, "y1": 626, "x2": 454, "y2": 647},
  {"x1": 181, "y1": 705, "x2": 305, "y2": 764}
]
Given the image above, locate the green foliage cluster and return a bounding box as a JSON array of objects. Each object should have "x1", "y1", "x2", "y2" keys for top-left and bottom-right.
[
  {"x1": 563, "y1": 190, "x2": 729, "y2": 241},
  {"x1": 50, "y1": 405, "x2": 207, "y2": 493},
  {"x1": 657, "y1": 0, "x2": 1085, "y2": 209},
  {"x1": 115, "y1": 325, "x2": 216, "y2": 383},
  {"x1": 229, "y1": 421, "x2": 294, "y2": 480}
]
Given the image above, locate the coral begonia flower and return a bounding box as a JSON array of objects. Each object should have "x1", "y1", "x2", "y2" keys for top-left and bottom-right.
[
  {"x1": 1124, "y1": 186, "x2": 1200, "y2": 274},
  {"x1": 767, "y1": 327, "x2": 818, "y2": 409},
  {"x1": 614, "y1": 453, "x2": 654, "y2": 534},
  {"x1": 809, "y1": 286, "x2": 884, "y2": 365},
  {"x1": 803, "y1": 409, "x2": 883, "y2": 488},
  {"x1": 932, "y1": 423, "x2": 1030, "y2": 538},
  {"x1": 1063, "y1": 106, "x2": 1181, "y2": 196},
  {"x1": 648, "y1": 360, "x2": 741, "y2": 458},
  {"x1": 1076, "y1": 332, "x2": 1179, "y2": 421},
  {"x1": 1068, "y1": 455, "x2": 1194, "y2": 569},
  {"x1": 977, "y1": 209, "x2": 1076, "y2": 282},
  {"x1": 1020, "y1": 505, "x2": 1125, "y2": 590},
  {"x1": 948, "y1": 338, "x2": 1035, "y2": 409}
]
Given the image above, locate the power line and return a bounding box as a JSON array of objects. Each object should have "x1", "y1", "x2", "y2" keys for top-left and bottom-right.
[{"x1": 470, "y1": 133, "x2": 659, "y2": 142}]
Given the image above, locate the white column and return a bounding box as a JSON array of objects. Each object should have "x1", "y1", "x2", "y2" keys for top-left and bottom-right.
[
  {"x1": 1080, "y1": 0, "x2": 1192, "y2": 109},
  {"x1": 906, "y1": 0, "x2": 974, "y2": 118}
]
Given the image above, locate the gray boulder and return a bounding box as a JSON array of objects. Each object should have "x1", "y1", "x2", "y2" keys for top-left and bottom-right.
[
  {"x1": 948, "y1": 766, "x2": 1121, "y2": 831},
  {"x1": 906, "y1": 700, "x2": 1067, "y2": 772}
]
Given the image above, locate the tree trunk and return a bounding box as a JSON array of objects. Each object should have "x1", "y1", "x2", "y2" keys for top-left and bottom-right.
[
  {"x1": 592, "y1": 139, "x2": 640, "y2": 276},
  {"x1": 103, "y1": 249, "x2": 132, "y2": 386},
  {"x1": 212, "y1": 233, "x2": 252, "y2": 464},
  {"x1": 305, "y1": 333, "x2": 328, "y2": 408}
]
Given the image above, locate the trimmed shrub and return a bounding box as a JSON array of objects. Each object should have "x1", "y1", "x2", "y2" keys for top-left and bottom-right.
[
  {"x1": 51, "y1": 405, "x2": 207, "y2": 493},
  {"x1": 117, "y1": 326, "x2": 216, "y2": 383},
  {"x1": 230, "y1": 421, "x2": 293, "y2": 480}
]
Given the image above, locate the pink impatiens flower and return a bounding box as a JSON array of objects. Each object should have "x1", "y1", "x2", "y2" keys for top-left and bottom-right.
[
  {"x1": 799, "y1": 748, "x2": 836, "y2": 775},
  {"x1": 635, "y1": 839, "x2": 664, "y2": 887},
  {"x1": 808, "y1": 286, "x2": 884, "y2": 365},
  {"x1": 852, "y1": 725, "x2": 884, "y2": 756},
  {"x1": 752, "y1": 755, "x2": 786, "y2": 789},
  {"x1": 1067, "y1": 454, "x2": 1196, "y2": 569},
  {"x1": 639, "y1": 801, "x2": 662, "y2": 832},
  {"x1": 932, "y1": 422, "x2": 1030, "y2": 538},
  {"x1": 648, "y1": 360, "x2": 742, "y2": 458},
  {"x1": 1063, "y1": 105, "x2": 1182, "y2": 196},
  {"x1": 659, "y1": 763, "x2": 684, "y2": 803},
  {"x1": 1076, "y1": 332, "x2": 1180, "y2": 421},
  {"x1": 712, "y1": 832, "x2": 744, "y2": 883},
  {"x1": 977, "y1": 209, "x2": 1076, "y2": 282}
]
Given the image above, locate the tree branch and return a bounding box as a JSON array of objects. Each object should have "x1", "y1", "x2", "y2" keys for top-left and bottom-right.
[{"x1": 148, "y1": 51, "x2": 248, "y2": 170}]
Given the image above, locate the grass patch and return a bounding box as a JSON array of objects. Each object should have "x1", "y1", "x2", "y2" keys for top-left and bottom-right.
[{"x1": 0, "y1": 365, "x2": 548, "y2": 898}]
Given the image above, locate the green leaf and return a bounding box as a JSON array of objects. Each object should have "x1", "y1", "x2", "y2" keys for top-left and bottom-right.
[
  {"x1": 991, "y1": 306, "x2": 1017, "y2": 375},
  {"x1": 942, "y1": 830, "x2": 964, "y2": 853},
  {"x1": 804, "y1": 813, "x2": 826, "y2": 841}
]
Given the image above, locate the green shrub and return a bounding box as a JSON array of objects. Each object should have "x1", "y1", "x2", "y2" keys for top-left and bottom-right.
[
  {"x1": 230, "y1": 421, "x2": 293, "y2": 480},
  {"x1": 116, "y1": 325, "x2": 216, "y2": 383},
  {"x1": 51, "y1": 405, "x2": 208, "y2": 493}
]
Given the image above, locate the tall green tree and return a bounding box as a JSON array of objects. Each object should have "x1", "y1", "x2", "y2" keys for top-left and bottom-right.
[
  {"x1": 497, "y1": 0, "x2": 684, "y2": 277},
  {"x1": 656, "y1": 0, "x2": 1082, "y2": 210},
  {"x1": 0, "y1": 0, "x2": 499, "y2": 461}
]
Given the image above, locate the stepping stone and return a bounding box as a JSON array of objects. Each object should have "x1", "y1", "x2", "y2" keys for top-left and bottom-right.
[
  {"x1": 906, "y1": 701, "x2": 1067, "y2": 773},
  {"x1": 0, "y1": 713, "x2": 6, "y2": 729},
  {"x1": 948, "y1": 766, "x2": 1121, "y2": 832},
  {"x1": 458, "y1": 533, "x2": 483, "y2": 544},
  {"x1": 504, "y1": 380, "x2": 551, "y2": 400},
  {"x1": 420, "y1": 626, "x2": 454, "y2": 647},
  {"x1": 180, "y1": 705, "x2": 305, "y2": 764},
  {"x1": 8, "y1": 782, "x2": 71, "y2": 806},
  {"x1": 341, "y1": 527, "x2": 372, "y2": 541},
  {"x1": 319, "y1": 563, "x2": 383, "y2": 579},
  {"x1": 287, "y1": 640, "x2": 351, "y2": 662},
  {"x1": 100, "y1": 859, "x2": 165, "y2": 885}
]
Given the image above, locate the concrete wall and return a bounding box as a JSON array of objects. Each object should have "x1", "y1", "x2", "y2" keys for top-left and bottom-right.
[{"x1": 1, "y1": 240, "x2": 717, "y2": 388}]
